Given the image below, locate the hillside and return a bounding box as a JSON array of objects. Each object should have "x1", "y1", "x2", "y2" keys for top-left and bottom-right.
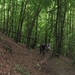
[{"x1": 0, "y1": 32, "x2": 75, "y2": 75}]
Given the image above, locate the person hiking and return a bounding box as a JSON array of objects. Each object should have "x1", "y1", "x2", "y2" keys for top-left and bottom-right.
[
  {"x1": 40, "y1": 43, "x2": 46, "y2": 55},
  {"x1": 40, "y1": 44, "x2": 42, "y2": 54},
  {"x1": 47, "y1": 43, "x2": 51, "y2": 51}
]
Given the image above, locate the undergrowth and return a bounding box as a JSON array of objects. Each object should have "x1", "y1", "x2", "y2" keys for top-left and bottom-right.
[
  {"x1": 72, "y1": 59, "x2": 75, "y2": 66},
  {"x1": 0, "y1": 37, "x2": 2, "y2": 40},
  {"x1": 15, "y1": 64, "x2": 30, "y2": 75}
]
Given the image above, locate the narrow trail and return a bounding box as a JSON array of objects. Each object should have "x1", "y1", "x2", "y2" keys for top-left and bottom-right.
[{"x1": 47, "y1": 57, "x2": 75, "y2": 75}]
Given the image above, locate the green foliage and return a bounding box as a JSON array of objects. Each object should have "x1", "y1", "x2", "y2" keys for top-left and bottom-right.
[
  {"x1": 0, "y1": 0, "x2": 75, "y2": 58},
  {"x1": 15, "y1": 64, "x2": 30, "y2": 75},
  {"x1": 36, "y1": 63, "x2": 40, "y2": 67},
  {"x1": 72, "y1": 58, "x2": 75, "y2": 66},
  {"x1": 0, "y1": 37, "x2": 2, "y2": 40}
]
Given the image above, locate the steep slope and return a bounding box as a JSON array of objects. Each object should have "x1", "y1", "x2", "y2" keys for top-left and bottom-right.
[
  {"x1": 0, "y1": 32, "x2": 75, "y2": 75},
  {"x1": 0, "y1": 32, "x2": 54, "y2": 75}
]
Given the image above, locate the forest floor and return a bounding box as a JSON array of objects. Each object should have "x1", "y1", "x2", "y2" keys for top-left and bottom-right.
[{"x1": 0, "y1": 32, "x2": 75, "y2": 75}]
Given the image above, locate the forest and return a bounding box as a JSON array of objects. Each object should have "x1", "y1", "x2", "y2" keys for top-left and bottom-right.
[{"x1": 0, "y1": 0, "x2": 75, "y2": 60}]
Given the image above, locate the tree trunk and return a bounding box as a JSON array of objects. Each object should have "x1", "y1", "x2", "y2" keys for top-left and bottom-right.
[
  {"x1": 53, "y1": 0, "x2": 67, "y2": 57},
  {"x1": 26, "y1": 0, "x2": 42, "y2": 48},
  {"x1": 5, "y1": 0, "x2": 11, "y2": 35},
  {"x1": 16, "y1": 0, "x2": 27, "y2": 42}
]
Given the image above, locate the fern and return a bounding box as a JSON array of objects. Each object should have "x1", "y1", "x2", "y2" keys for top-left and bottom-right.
[
  {"x1": 0, "y1": 37, "x2": 2, "y2": 40},
  {"x1": 15, "y1": 64, "x2": 30, "y2": 75}
]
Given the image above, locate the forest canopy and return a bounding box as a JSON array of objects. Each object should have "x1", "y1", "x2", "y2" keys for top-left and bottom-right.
[{"x1": 0, "y1": 0, "x2": 75, "y2": 58}]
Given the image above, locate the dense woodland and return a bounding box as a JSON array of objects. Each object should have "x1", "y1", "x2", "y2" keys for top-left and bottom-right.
[{"x1": 0, "y1": 0, "x2": 75, "y2": 59}]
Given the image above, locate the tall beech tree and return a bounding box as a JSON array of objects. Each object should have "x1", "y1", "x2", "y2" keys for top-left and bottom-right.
[
  {"x1": 53, "y1": 0, "x2": 67, "y2": 56},
  {"x1": 16, "y1": 0, "x2": 27, "y2": 42},
  {"x1": 26, "y1": 0, "x2": 42, "y2": 48}
]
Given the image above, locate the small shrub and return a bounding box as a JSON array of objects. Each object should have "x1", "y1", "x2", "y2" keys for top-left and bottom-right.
[
  {"x1": 72, "y1": 59, "x2": 75, "y2": 66},
  {"x1": 0, "y1": 37, "x2": 2, "y2": 40}
]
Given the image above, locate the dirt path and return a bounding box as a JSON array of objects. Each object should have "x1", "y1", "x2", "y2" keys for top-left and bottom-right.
[
  {"x1": 46, "y1": 56, "x2": 75, "y2": 75},
  {"x1": 33, "y1": 50, "x2": 75, "y2": 75}
]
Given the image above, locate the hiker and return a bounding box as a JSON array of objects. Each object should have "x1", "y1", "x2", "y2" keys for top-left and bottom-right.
[
  {"x1": 42, "y1": 43, "x2": 46, "y2": 55},
  {"x1": 40, "y1": 44, "x2": 42, "y2": 54},
  {"x1": 40, "y1": 43, "x2": 46, "y2": 55},
  {"x1": 47, "y1": 43, "x2": 51, "y2": 52}
]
